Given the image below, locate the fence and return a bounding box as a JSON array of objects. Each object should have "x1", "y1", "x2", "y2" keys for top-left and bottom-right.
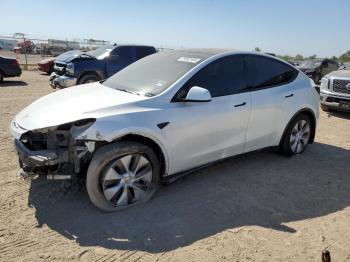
[{"x1": 0, "y1": 35, "x2": 110, "y2": 69}]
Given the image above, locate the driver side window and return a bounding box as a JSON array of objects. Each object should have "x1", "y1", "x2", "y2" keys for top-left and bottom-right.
[{"x1": 176, "y1": 55, "x2": 247, "y2": 99}]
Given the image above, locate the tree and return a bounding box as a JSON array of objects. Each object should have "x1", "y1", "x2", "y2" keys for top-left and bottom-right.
[
  {"x1": 295, "y1": 54, "x2": 304, "y2": 61},
  {"x1": 339, "y1": 50, "x2": 350, "y2": 63},
  {"x1": 254, "y1": 47, "x2": 261, "y2": 52},
  {"x1": 308, "y1": 55, "x2": 317, "y2": 59}
]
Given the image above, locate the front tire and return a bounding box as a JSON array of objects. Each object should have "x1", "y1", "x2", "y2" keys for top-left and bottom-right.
[
  {"x1": 280, "y1": 114, "x2": 311, "y2": 156},
  {"x1": 86, "y1": 142, "x2": 161, "y2": 212},
  {"x1": 78, "y1": 74, "x2": 100, "y2": 85},
  {"x1": 0, "y1": 71, "x2": 3, "y2": 83}
]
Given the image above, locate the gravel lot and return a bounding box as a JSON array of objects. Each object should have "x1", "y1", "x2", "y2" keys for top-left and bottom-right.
[{"x1": 0, "y1": 71, "x2": 350, "y2": 261}]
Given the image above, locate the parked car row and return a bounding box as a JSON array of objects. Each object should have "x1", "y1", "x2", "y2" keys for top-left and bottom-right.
[
  {"x1": 49, "y1": 44, "x2": 156, "y2": 87},
  {"x1": 296, "y1": 58, "x2": 339, "y2": 84}
]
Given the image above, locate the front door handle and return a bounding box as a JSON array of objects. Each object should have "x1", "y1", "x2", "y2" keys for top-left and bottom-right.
[
  {"x1": 285, "y1": 93, "x2": 294, "y2": 98},
  {"x1": 234, "y1": 102, "x2": 246, "y2": 107}
]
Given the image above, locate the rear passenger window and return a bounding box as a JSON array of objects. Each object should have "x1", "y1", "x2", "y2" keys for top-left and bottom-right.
[
  {"x1": 135, "y1": 47, "x2": 155, "y2": 59},
  {"x1": 246, "y1": 55, "x2": 298, "y2": 89},
  {"x1": 180, "y1": 55, "x2": 247, "y2": 98},
  {"x1": 112, "y1": 47, "x2": 134, "y2": 62}
]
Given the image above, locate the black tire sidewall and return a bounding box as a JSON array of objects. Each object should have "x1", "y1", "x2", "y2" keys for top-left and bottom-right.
[
  {"x1": 281, "y1": 114, "x2": 311, "y2": 156},
  {"x1": 78, "y1": 74, "x2": 99, "y2": 85},
  {"x1": 0, "y1": 71, "x2": 3, "y2": 82},
  {"x1": 86, "y1": 141, "x2": 161, "y2": 212}
]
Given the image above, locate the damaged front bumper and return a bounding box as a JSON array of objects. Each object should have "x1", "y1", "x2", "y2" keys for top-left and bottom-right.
[
  {"x1": 14, "y1": 138, "x2": 67, "y2": 168},
  {"x1": 11, "y1": 119, "x2": 97, "y2": 180},
  {"x1": 49, "y1": 72, "x2": 77, "y2": 88}
]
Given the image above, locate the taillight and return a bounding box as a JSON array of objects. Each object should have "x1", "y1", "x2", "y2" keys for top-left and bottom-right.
[{"x1": 11, "y1": 60, "x2": 19, "y2": 67}]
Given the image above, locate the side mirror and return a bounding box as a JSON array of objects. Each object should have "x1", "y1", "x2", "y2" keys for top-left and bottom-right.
[{"x1": 184, "y1": 86, "x2": 212, "y2": 102}]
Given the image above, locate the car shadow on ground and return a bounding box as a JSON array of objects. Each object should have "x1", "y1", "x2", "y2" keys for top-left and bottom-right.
[
  {"x1": 0, "y1": 80, "x2": 28, "y2": 87},
  {"x1": 326, "y1": 110, "x2": 350, "y2": 120},
  {"x1": 27, "y1": 142, "x2": 350, "y2": 253}
]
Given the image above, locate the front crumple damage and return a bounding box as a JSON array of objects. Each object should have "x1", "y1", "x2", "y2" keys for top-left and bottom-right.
[{"x1": 14, "y1": 119, "x2": 98, "y2": 179}]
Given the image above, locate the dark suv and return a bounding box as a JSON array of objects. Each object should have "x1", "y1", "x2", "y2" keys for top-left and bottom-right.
[
  {"x1": 49, "y1": 44, "x2": 156, "y2": 88},
  {"x1": 297, "y1": 59, "x2": 338, "y2": 84},
  {"x1": 0, "y1": 56, "x2": 22, "y2": 83}
]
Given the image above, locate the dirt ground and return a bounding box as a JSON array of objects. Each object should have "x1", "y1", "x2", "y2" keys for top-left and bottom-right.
[{"x1": 0, "y1": 71, "x2": 350, "y2": 262}]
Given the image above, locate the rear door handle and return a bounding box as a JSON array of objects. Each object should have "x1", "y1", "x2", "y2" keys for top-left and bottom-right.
[
  {"x1": 234, "y1": 102, "x2": 246, "y2": 107},
  {"x1": 285, "y1": 93, "x2": 294, "y2": 98}
]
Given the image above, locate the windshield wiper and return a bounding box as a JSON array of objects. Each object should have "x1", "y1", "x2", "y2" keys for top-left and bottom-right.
[{"x1": 115, "y1": 88, "x2": 140, "y2": 96}]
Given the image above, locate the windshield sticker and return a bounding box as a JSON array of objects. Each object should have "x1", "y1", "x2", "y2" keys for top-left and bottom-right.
[
  {"x1": 178, "y1": 57, "x2": 201, "y2": 63},
  {"x1": 156, "y1": 80, "x2": 167, "y2": 87}
]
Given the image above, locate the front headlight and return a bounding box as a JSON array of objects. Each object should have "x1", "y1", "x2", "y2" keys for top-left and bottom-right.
[
  {"x1": 66, "y1": 63, "x2": 74, "y2": 76},
  {"x1": 320, "y1": 78, "x2": 329, "y2": 90}
]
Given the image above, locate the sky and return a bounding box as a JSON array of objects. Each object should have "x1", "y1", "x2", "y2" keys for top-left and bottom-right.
[{"x1": 1, "y1": 0, "x2": 349, "y2": 57}]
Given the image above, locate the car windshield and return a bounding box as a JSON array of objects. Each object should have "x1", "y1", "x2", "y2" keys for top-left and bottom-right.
[
  {"x1": 88, "y1": 45, "x2": 114, "y2": 59},
  {"x1": 299, "y1": 60, "x2": 322, "y2": 67},
  {"x1": 103, "y1": 51, "x2": 209, "y2": 97}
]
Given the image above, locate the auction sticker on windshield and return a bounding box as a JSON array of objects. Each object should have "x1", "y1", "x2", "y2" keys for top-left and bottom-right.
[{"x1": 177, "y1": 57, "x2": 201, "y2": 63}]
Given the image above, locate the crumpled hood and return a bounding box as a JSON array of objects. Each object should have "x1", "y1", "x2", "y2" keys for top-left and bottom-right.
[
  {"x1": 14, "y1": 82, "x2": 145, "y2": 130},
  {"x1": 325, "y1": 70, "x2": 350, "y2": 78},
  {"x1": 55, "y1": 50, "x2": 86, "y2": 63}
]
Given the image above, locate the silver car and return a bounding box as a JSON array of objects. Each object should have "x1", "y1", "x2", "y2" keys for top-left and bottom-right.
[
  {"x1": 320, "y1": 66, "x2": 350, "y2": 112},
  {"x1": 10, "y1": 49, "x2": 320, "y2": 211}
]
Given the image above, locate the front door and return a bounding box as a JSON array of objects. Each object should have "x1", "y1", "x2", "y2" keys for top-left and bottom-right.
[{"x1": 165, "y1": 55, "x2": 251, "y2": 174}]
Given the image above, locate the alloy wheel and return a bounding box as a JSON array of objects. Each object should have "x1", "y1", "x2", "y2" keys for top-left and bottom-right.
[
  {"x1": 290, "y1": 120, "x2": 310, "y2": 153},
  {"x1": 101, "y1": 154, "x2": 153, "y2": 207}
]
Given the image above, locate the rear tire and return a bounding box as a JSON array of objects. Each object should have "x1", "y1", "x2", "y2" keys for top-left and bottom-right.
[
  {"x1": 279, "y1": 114, "x2": 312, "y2": 156},
  {"x1": 86, "y1": 142, "x2": 161, "y2": 212},
  {"x1": 78, "y1": 74, "x2": 100, "y2": 85}
]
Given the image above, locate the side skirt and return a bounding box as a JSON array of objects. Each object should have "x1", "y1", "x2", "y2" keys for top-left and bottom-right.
[{"x1": 161, "y1": 146, "x2": 279, "y2": 185}]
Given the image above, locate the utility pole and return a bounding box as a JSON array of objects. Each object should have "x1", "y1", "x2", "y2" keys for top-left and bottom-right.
[{"x1": 13, "y1": 33, "x2": 28, "y2": 70}]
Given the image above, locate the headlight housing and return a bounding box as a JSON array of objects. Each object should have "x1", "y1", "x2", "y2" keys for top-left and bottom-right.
[
  {"x1": 320, "y1": 78, "x2": 329, "y2": 91},
  {"x1": 66, "y1": 63, "x2": 74, "y2": 76}
]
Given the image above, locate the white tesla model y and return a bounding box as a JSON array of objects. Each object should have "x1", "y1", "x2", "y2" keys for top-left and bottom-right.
[{"x1": 10, "y1": 49, "x2": 320, "y2": 211}]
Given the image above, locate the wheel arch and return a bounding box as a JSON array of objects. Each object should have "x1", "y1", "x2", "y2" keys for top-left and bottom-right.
[
  {"x1": 77, "y1": 71, "x2": 103, "y2": 84},
  {"x1": 111, "y1": 133, "x2": 169, "y2": 177},
  {"x1": 279, "y1": 108, "x2": 317, "y2": 146}
]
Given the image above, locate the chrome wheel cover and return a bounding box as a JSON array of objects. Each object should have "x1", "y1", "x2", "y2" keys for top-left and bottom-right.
[
  {"x1": 101, "y1": 154, "x2": 153, "y2": 207},
  {"x1": 290, "y1": 120, "x2": 310, "y2": 153}
]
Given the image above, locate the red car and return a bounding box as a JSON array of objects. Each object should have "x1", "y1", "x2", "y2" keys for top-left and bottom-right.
[{"x1": 37, "y1": 57, "x2": 55, "y2": 74}]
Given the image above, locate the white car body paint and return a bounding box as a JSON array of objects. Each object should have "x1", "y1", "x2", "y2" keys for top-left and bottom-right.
[{"x1": 10, "y1": 50, "x2": 320, "y2": 178}]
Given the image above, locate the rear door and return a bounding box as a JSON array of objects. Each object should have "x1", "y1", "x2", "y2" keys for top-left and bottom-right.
[
  {"x1": 244, "y1": 55, "x2": 299, "y2": 152},
  {"x1": 106, "y1": 46, "x2": 135, "y2": 77},
  {"x1": 166, "y1": 55, "x2": 251, "y2": 174}
]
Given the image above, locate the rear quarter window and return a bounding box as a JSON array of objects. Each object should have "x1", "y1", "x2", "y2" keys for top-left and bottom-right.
[
  {"x1": 135, "y1": 47, "x2": 156, "y2": 59},
  {"x1": 247, "y1": 55, "x2": 298, "y2": 89}
]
